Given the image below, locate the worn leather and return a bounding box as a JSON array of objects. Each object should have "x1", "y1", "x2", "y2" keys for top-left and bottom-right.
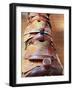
[{"x1": 23, "y1": 13, "x2": 63, "y2": 76}]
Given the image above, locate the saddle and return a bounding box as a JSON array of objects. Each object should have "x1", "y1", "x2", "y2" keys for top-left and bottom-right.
[{"x1": 23, "y1": 13, "x2": 63, "y2": 77}]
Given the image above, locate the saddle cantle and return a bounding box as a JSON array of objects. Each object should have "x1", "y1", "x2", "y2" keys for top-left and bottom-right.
[{"x1": 23, "y1": 13, "x2": 63, "y2": 76}]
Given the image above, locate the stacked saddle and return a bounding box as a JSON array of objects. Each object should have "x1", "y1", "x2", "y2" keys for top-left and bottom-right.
[{"x1": 23, "y1": 13, "x2": 63, "y2": 77}]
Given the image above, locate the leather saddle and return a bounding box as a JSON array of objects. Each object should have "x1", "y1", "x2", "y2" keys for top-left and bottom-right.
[{"x1": 23, "y1": 13, "x2": 63, "y2": 77}]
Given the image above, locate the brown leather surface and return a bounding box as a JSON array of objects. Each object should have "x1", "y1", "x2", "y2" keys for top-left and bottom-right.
[{"x1": 21, "y1": 13, "x2": 64, "y2": 77}]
